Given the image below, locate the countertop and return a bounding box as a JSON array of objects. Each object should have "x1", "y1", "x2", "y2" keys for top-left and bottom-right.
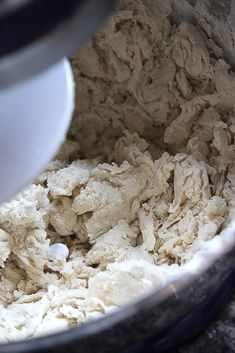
[{"x1": 181, "y1": 291, "x2": 235, "y2": 353}]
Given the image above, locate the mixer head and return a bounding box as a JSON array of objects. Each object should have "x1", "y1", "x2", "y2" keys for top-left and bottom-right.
[
  {"x1": 0, "y1": 0, "x2": 117, "y2": 87},
  {"x1": 0, "y1": 0, "x2": 116, "y2": 204}
]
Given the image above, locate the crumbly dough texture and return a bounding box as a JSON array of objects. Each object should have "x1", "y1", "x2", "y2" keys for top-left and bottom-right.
[{"x1": 1, "y1": 0, "x2": 235, "y2": 342}]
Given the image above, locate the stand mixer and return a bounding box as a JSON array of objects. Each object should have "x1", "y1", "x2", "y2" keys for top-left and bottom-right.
[{"x1": 0, "y1": 0, "x2": 117, "y2": 204}]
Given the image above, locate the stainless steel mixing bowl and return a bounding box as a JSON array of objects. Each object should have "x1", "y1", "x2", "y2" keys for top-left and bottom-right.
[{"x1": 1, "y1": 1, "x2": 235, "y2": 352}]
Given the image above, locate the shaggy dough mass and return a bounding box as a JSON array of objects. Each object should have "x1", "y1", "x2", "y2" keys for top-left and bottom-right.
[{"x1": 1, "y1": 0, "x2": 235, "y2": 341}]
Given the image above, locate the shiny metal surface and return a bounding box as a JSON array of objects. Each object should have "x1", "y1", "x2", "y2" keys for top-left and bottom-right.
[{"x1": 0, "y1": 1, "x2": 235, "y2": 352}]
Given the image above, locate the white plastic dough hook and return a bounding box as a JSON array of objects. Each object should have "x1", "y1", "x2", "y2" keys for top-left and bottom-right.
[{"x1": 0, "y1": 58, "x2": 75, "y2": 204}]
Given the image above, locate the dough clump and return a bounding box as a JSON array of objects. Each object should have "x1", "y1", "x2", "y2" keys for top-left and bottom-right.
[{"x1": 0, "y1": 0, "x2": 235, "y2": 341}]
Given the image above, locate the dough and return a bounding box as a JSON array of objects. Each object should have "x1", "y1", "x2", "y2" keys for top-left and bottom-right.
[{"x1": 0, "y1": 0, "x2": 235, "y2": 342}]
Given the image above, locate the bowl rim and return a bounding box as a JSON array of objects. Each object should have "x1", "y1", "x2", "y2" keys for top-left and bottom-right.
[{"x1": 0, "y1": 222, "x2": 234, "y2": 352}]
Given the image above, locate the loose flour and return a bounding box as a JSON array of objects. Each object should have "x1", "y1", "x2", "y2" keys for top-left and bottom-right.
[{"x1": 0, "y1": 0, "x2": 235, "y2": 342}]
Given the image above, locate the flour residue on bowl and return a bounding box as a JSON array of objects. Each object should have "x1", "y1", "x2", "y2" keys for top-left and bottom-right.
[{"x1": 0, "y1": 0, "x2": 235, "y2": 342}]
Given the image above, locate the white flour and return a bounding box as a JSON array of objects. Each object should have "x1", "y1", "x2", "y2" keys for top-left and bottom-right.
[{"x1": 0, "y1": 0, "x2": 235, "y2": 342}]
